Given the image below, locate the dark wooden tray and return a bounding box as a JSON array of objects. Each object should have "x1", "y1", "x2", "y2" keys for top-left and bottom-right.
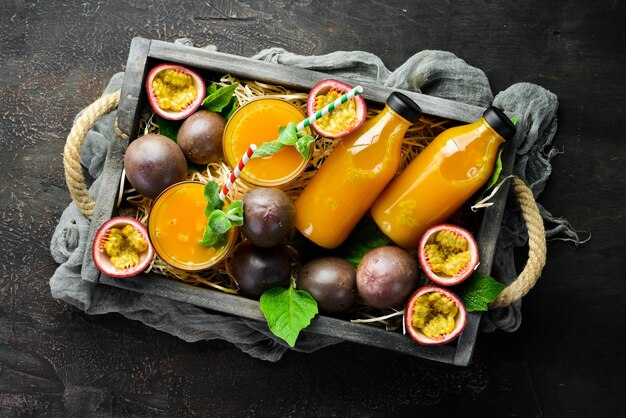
[{"x1": 82, "y1": 37, "x2": 516, "y2": 366}]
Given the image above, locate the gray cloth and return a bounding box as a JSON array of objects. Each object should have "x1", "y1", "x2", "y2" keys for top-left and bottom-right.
[{"x1": 50, "y1": 42, "x2": 580, "y2": 361}]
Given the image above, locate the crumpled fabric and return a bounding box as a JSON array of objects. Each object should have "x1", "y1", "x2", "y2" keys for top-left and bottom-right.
[{"x1": 50, "y1": 40, "x2": 579, "y2": 361}]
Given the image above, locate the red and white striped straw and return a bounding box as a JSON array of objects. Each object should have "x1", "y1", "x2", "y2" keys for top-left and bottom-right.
[{"x1": 219, "y1": 144, "x2": 257, "y2": 200}]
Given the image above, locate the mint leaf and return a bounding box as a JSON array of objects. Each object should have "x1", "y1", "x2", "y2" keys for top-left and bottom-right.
[
  {"x1": 277, "y1": 123, "x2": 298, "y2": 146},
  {"x1": 223, "y1": 96, "x2": 238, "y2": 120},
  {"x1": 202, "y1": 83, "x2": 239, "y2": 112},
  {"x1": 336, "y1": 217, "x2": 390, "y2": 267},
  {"x1": 484, "y1": 147, "x2": 504, "y2": 191},
  {"x1": 457, "y1": 273, "x2": 506, "y2": 311},
  {"x1": 295, "y1": 131, "x2": 316, "y2": 160},
  {"x1": 198, "y1": 226, "x2": 225, "y2": 247},
  {"x1": 252, "y1": 141, "x2": 285, "y2": 159},
  {"x1": 208, "y1": 210, "x2": 232, "y2": 234},
  {"x1": 260, "y1": 281, "x2": 318, "y2": 347},
  {"x1": 225, "y1": 200, "x2": 244, "y2": 226},
  {"x1": 203, "y1": 181, "x2": 224, "y2": 213},
  {"x1": 155, "y1": 115, "x2": 182, "y2": 142},
  {"x1": 511, "y1": 115, "x2": 518, "y2": 125}
]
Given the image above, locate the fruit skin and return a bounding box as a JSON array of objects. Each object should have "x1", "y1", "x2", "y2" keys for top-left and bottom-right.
[
  {"x1": 124, "y1": 133, "x2": 188, "y2": 199},
  {"x1": 241, "y1": 188, "x2": 296, "y2": 248},
  {"x1": 418, "y1": 223, "x2": 479, "y2": 286},
  {"x1": 356, "y1": 246, "x2": 419, "y2": 309},
  {"x1": 297, "y1": 257, "x2": 356, "y2": 314},
  {"x1": 231, "y1": 241, "x2": 292, "y2": 298},
  {"x1": 306, "y1": 79, "x2": 367, "y2": 139},
  {"x1": 177, "y1": 110, "x2": 226, "y2": 164},
  {"x1": 92, "y1": 217, "x2": 154, "y2": 278},
  {"x1": 404, "y1": 285, "x2": 467, "y2": 346},
  {"x1": 146, "y1": 63, "x2": 206, "y2": 121}
]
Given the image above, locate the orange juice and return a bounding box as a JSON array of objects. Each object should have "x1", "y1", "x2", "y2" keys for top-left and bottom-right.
[
  {"x1": 295, "y1": 93, "x2": 422, "y2": 249},
  {"x1": 148, "y1": 182, "x2": 237, "y2": 271},
  {"x1": 371, "y1": 106, "x2": 516, "y2": 249},
  {"x1": 223, "y1": 98, "x2": 308, "y2": 186}
]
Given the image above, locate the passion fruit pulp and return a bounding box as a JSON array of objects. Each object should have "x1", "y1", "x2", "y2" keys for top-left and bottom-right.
[
  {"x1": 418, "y1": 224, "x2": 479, "y2": 286},
  {"x1": 146, "y1": 63, "x2": 206, "y2": 120},
  {"x1": 306, "y1": 79, "x2": 366, "y2": 139},
  {"x1": 405, "y1": 285, "x2": 467, "y2": 345},
  {"x1": 92, "y1": 217, "x2": 155, "y2": 278}
]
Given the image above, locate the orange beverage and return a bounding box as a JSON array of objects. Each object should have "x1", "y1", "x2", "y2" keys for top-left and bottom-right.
[
  {"x1": 295, "y1": 92, "x2": 422, "y2": 249},
  {"x1": 223, "y1": 98, "x2": 308, "y2": 187},
  {"x1": 371, "y1": 106, "x2": 516, "y2": 249},
  {"x1": 148, "y1": 182, "x2": 237, "y2": 271}
]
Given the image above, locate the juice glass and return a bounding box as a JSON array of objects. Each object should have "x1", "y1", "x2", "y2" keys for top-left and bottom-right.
[
  {"x1": 148, "y1": 181, "x2": 237, "y2": 271},
  {"x1": 223, "y1": 98, "x2": 309, "y2": 187}
]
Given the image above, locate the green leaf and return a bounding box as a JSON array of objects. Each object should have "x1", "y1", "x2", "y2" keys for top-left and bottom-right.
[
  {"x1": 457, "y1": 273, "x2": 506, "y2": 312},
  {"x1": 336, "y1": 217, "x2": 390, "y2": 267},
  {"x1": 260, "y1": 281, "x2": 318, "y2": 347},
  {"x1": 203, "y1": 181, "x2": 224, "y2": 213},
  {"x1": 225, "y1": 200, "x2": 244, "y2": 226},
  {"x1": 155, "y1": 115, "x2": 182, "y2": 142},
  {"x1": 295, "y1": 132, "x2": 316, "y2": 160},
  {"x1": 251, "y1": 141, "x2": 285, "y2": 159},
  {"x1": 223, "y1": 96, "x2": 239, "y2": 120},
  {"x1": 208, "y1": 210, "x2": 232, "y2": 234},
  {"x1": 277, "y1": 123, "x2": 298, "y2": 146},
  {"x1": 484, "y1": 147, "x2": 504, "y2": 191},
  {"x1": 198, "y1": 226, "x2": 225, "y2": 247},
  {"x1": 511, "y1": 115, "x2": 518, "y2": 125},
  {"x1": 202, "y1": 83, "x2": 239, "y2": 112}
]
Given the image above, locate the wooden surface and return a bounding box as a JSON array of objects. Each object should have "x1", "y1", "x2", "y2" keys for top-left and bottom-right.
[{"x1": 1, "y1": 0, "x2": 624, "y2": 416}]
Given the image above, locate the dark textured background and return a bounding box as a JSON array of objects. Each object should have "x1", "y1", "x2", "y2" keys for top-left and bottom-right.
[{"x1": 1, "y1": 0, "x2": 624, "y2": 416}]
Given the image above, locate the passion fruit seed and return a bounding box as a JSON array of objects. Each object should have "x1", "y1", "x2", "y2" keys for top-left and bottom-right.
[
  {"x1": 102, "y1": 225, "x2": 149, "y2": 270},
  {"x1": 425, "y1": 230, "x2": 472, "y2": 276},
  {"x1": 151, "y1": 69, "x2": 197, "y2": 112},
  {"x1": 315, "y1": 89, "x2": 358, "y2": 134},
  {"x1": 411, "y1": 291, "x2": 459, "y2": 340}
]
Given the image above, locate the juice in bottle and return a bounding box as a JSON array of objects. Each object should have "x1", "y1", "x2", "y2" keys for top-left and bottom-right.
[
  {"x1": 223, "y1": 98, "x2": 309, "y2": 187},
  {"x1": 148, "y1": 182, "x2": 237, "y2": 271},
  {"x1": 370, "y1": 106, "x2": 516, "y2": 249},
  {"x1": 295, "y1": 92, "x2": 422, "y2": 249}
]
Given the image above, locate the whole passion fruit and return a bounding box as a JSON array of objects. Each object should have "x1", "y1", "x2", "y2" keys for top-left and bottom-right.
[
  {"x1": 231, "y1": 241, "x2": 292, "y2": 298},
  {"x1": 306, "y1": 79, "x2": 366, "y2": 139},
  {"x1": 356, "y1": 246, "x2": 419, "y2": 309},
  {"x1": 405, "y1": 285, "x2": 467, "y2": 345},
  {"x1": 242, "y1": 188, "x2": 296, "y2": 248},
  {"x1": 177, "y1": 110, "x2": 226, "y2": 164},
  {"x1": 124, "y1": 133, "x2": 188, "y2": 199},
  {"x1": 92, "y1": 217, "x2": 155, "y2": 278},
  {"x1": 146, "y1": 63, "x2": 206, "y2": 120},
  {"x1": 418, "y1": 224, "x2": 479, "y2": 286},
  {"x1": 297, "y1": 257, "x2": 357, "y2": 314}
]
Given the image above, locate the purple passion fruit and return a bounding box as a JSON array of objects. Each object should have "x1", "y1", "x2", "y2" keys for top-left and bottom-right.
[
  {"x1": 92, "y1": 217, "x2": 154, "y2": 278},
  {"x1": 241, "y1": 188, "x2": 296, "y2": 248},
  {"x1": 356, "y1": 246, "x2": 419, "y2": 309},
  {"x1": 418, "y1": 224, "x2": 479, "y2": 286},
  {"x1": 306, "y1": 79, "x2": 366, "y2": 139},
  {"x1": 146, "y1": 63, "x2": 206, "y2": 120},
  {"x1": 297, "y1": 257, "x2": 357, "y2": 314},
  {"x1": 124, "y1": 133, "x2": 188, "y2": 199},
  {"x1": 405, "y1": 285, "x2": 467, "y2": 345},
  {"x1": 231, "y1": 241, "x2": 292, "y2": 298},
  {"x1": 177, "y1": 110, "x2": 226, "y2": 164}
]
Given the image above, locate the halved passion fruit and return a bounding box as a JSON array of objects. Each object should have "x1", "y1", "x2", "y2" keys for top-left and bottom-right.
[
  {"x1": 405, "y1": 285, "x2": 467, "y2": 345},
  {"x1": 418, "y1": 224, "x2": 479, "y2": 286},
  {"x1": 306, "y1": 79, "x2": 366, "y2": 139},
  {"x1": 146, "y1": 63, "x2": 206, "y2": 120},
  {"x1": 92, "y1": 217, "x2": 154, "y2": 278}
]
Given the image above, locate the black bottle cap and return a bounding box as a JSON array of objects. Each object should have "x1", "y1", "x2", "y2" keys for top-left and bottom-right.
[
  {"x1": 482, "y1": 106, "x2": 516, "y2": 140},
  {"x1": 386, "y1": 92, "x2": 422, "y2": 123}
]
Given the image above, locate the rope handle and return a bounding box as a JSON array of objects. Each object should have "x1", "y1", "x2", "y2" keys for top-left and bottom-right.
[
  {"x1": 490, "y1": 177, "x2": 547, "y2": 308},
  {"x1": 63, "y1": 90, "x2": 121, "y2": 219},
  {"x1": 62, "y1": 92, "x2": 546, "y2": 305}
]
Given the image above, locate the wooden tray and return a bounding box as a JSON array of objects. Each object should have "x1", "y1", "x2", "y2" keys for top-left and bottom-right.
[{"x1": 81, "y1": 37, "x2": 516, "y2": 366}]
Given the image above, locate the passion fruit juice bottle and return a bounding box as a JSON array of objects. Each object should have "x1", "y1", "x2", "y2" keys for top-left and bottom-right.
[
  {"x1": 295, "y1": 92, "x2": 422, "y2": 249},
  {"x1": 370, "y1": 106, "x2": 516, "y2": 249}
]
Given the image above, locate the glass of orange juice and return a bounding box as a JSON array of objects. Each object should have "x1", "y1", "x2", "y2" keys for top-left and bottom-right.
[
  {"x1": 148, "y1": 181, "x2": 237, "y2": 271},
  {"x1": 223, "y1": 98, "x2": 309, "y2": 187}
]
